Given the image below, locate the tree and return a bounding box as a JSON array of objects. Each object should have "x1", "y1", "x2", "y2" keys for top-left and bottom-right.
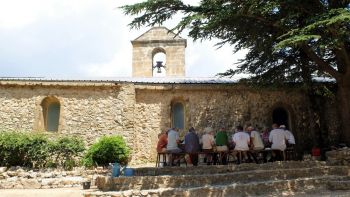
[{"x1": 122, "y1": 0, "x2": 350, "y2": 144}]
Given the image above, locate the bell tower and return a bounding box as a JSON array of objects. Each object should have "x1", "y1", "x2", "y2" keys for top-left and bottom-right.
[{"x1": 131, "y1": 27, "x2": 187, "y2": 77}]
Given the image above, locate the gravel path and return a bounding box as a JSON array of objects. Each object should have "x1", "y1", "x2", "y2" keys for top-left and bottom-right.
[{"x1": 0, "y1": 188, "x2": 90, "y2": 197}]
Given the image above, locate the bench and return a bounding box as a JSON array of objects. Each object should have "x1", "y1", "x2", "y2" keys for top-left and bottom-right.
[{"x1": 156, "y1": 152, "x2": 187, "y2": 167}]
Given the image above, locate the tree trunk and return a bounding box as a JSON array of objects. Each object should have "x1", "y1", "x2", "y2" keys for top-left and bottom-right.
[{"x1": 337, "y1": 80, "x2": 350, "y2": 146}]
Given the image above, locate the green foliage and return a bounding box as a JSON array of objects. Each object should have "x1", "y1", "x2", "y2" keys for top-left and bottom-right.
[
  {"x1": 25, "y1": 134, "x2": 51, "y2": 168},
  {"x1": 122, "y1": 0, "x2": 350, "y2": 84},
  {"x1": 0, "y1": 132, "x2": 49, "y2": 168},
  {"x1": 49, "y1": 136, "x2": 85, "y2": 170},
  {"x1": 313, "y1": 84, "x2": 336, "y2": 98},
  {"x1": 276, "y1": 8, "x2": 350, "y2": 50},
  {"x1": 0, "y1": 132, "x2": 85, "y2": 169},
  {"x1": 82, "y1": 135, "x2": 130, "y2": 167},
  {"x1": 122, "y1": 1, "x2": 350, "y2": 146}
]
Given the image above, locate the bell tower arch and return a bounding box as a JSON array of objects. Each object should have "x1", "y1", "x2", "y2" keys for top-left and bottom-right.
[{"x1": 131, "y1": 27, "x2": 187, "y2": 77}]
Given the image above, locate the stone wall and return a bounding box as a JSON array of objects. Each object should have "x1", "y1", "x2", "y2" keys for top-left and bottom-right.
[
  {"x1": 133, "y1": 84, "x2": 311, "y2": 162},
  {"x1": 326, "y1": 148, "x2": 350, "y2": 165},
  {"x1": 0, "y1": 82, "x2": 135, "y2": 148},
  {"x1": 0, "y1": 81, "x2": 342, "y2": 164},
  {"x1": 0, "y1": 166, "x2": 108, "y2": 189}
]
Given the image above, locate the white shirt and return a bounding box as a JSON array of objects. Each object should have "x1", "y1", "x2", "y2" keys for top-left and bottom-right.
[
  {"x1": 269, "y1": 128, "x2": 288, "y2": 151},
  {"x1": 250, "y1": 130, "x2": 264, "y2": 150},
  {"x1": 285, "y1": 130, "x2": 295, "y2": 144},
  {"x1": 202, "y1": 133, "x2": 215, "y2": 149},
  {"x1": 233, "y1": 131, "x2": 250, "y2": 151},
  {"x1": 166, "y1": 129, "x2": 179, "y2": 150}
]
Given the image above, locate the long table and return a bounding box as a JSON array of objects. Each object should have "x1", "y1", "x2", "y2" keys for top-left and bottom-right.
[{"x1": 156, "y1": 147, "x2": 296, "y2": 167}]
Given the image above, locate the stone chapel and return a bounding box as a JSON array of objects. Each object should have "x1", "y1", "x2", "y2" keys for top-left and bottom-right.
[{"x1": 0, "y1": 27, "x2": 341, "y2": 164}]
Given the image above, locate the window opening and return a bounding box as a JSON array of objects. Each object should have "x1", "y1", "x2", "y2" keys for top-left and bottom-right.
[
  {"x1": 42, "y1": 97, "x2": 60, "y2": 132},
  {"x1": 172, "y1": 102, "x2": 184, "y2": 130}
]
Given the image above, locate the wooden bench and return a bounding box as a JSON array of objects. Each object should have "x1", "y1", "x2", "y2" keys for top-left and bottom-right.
[
  {"x1": 155, "y1": 152, "x2": 168, "y2": 167},
  {"x1": 285, "y1": 146, "x2": 297, "y2": 160},
  {"x1": 156, "y1": 152, "x2": 187, "y2": 167},
  {"x1": 227, "y1": 150, "x2": 249, "y2": 164}
]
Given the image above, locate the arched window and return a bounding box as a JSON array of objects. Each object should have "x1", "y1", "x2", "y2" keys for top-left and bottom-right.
[
  {"x1": 172, "y1": 102, "x2": 184, "y2": 130},
  {"x1": 41, "y1": 97, "x2": 60, "y2": 132},
  {"x1": 152, "y1": 48, "x2": 166, "y2": 77},
  {"x1": 272, "y1": 107, "x2": 289, "y2": 129}
]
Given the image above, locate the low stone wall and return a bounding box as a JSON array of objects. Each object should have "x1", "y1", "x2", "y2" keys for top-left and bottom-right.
[
  {"x1": 0, "y1": 166, "x2": 109, "y2": 189},
  {"x1": 326, "y1": 148, "x2": 350, "y2": 165}
]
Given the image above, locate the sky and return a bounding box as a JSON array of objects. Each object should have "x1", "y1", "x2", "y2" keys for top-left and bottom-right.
[{"x1": 0, "y1": 0, "x2": 247, "y2": 79}]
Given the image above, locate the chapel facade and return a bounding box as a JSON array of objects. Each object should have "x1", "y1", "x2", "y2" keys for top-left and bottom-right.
[{"x1": 0, "y1": 27, "x2": 340, "y2": 163}]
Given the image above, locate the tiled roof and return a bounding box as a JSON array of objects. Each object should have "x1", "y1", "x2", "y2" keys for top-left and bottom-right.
[
  {"x1": 0, "y1": 77, "x2": 238, "y2": 84},
  {"x1": 0, "y1": 76, "x2": 335, "y2": 85}
]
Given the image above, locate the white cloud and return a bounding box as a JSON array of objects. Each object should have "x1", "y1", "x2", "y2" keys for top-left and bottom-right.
[
  {"x1": 0, "y1": 0, "x2": 126, "y2": 29},
  {"x1": 0, "y1": 0, "x2": 41, "y2": 28},
  {"x1": 0, "y1": 0, "x2": 247, "y2": 79},
  {"x1": 80, "y1": 48, "x2": 132, "y2": 77}
]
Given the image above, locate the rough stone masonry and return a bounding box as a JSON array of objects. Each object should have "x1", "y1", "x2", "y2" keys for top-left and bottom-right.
[{"x1": 0, "y1": 27, "x2": 342, "y2": 164}]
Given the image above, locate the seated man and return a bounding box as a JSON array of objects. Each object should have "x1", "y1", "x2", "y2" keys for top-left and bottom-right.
[
  {"x1": 280, "y1": 125, "x2": 295, "y2": 147},
  {"x1": 269, "y1": 123, "x2": 288, "y2": 161},
  {"x1": 215, "y1": 126, "x2": 229, "y2": 164},
  {"x1": 202, "y1": 127, "x2": 215, "y2": 164},
  {"x1": 157, "y1": 129, "x2": 168, "y2": 153},
  {"x1": 156, "y1": 129, "x2": 168, "y2": 166},
  {"x1": 232, "y1": 125, "x2": 250, "y2": 163},
  {"x1": 166, "y1": 128, "x2": 182, "y2": 165},
  {"x1": 184, "y1": 127, "x2": 200, "y2": 166},
  {"x1": 247, "y1": 126, "x2": 264, "y2": 150},
  {"x1": 261, "y1": 127, "x2": 271, "y2": 147},
  {"x1": 216, "y1": 126, "x2": 228, "y2": 151},
  {"x1": 246, "y1": 126, "x2": 264, "y2": 163}
]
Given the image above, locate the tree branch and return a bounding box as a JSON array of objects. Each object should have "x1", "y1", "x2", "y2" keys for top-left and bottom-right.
[
  {"x1": 239, "y1": 14, "x2": 283, "y2": 30},
  {"x1": 327, "y1": 28, "x2": 350, "y2": 75},
  {"x1": 333, "y1": 44, "x2": 350, "y2": 75},
  {"x1": 301, "y1": 45, "x2": 341, "y2": 80}
]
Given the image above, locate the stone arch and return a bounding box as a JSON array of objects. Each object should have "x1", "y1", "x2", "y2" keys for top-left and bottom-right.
[
  {"x1": 152, "y1": 47, "x2": 166, "y2": 77},
  {"x1": 269, "y1": 102, "x2": 295, "y2": 131},
  {"x1": 41, "y1": 96, "x2": 61, "y2": 132},
  {"x1": 170, "y1": 99, "x2": 186, "y2": 131}
]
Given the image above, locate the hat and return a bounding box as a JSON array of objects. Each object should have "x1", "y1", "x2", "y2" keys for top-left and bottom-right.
[
  {"x1": 280, "y1": 125, "x2": 286, "y2": 129},
  {"x1": 204, "y1": 127, "x2": 213, "y2": 134}
]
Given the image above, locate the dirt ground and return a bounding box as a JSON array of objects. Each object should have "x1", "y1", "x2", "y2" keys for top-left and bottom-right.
[{"x1": 0, "y1": 188, "x2": 90, "y2": 197}]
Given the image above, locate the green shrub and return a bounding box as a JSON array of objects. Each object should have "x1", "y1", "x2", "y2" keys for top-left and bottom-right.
[
  {"x1": 49, "y1": 136, "x2": 85, "y2": 170},
  {"x1": 0, "y1": 132, "x2": 85, "y2": 169},
  {"x1": 25, "y1": 134, "x2": 50, "y2": 168},
  {"x1": 0, "y1": 132, "x2": 49, "y2": 168},
  {"x1": 82, "y1": 135, "x2": 130, "y2": 167}
]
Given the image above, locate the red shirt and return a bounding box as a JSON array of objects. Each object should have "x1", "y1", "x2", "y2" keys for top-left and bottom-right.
[{"x1": 157, "y1": 134, "x2": 167, "y2": 152}]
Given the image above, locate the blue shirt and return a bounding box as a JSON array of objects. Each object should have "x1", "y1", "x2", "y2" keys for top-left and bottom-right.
[{"x1": 184, "y1": 131, "x2": 200, "y2": 153}]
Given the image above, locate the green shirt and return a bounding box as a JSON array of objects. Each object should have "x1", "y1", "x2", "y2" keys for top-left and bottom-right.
[{"x1": 215, "y1": 131, "x2": 228, "y2": 146}]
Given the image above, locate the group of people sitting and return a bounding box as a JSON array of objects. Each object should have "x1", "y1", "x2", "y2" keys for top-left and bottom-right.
[{"x1": 157, "y1": 123, "x2": 295, "y2": 166}]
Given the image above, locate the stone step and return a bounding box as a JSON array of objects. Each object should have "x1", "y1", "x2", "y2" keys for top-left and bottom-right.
[
  {"x1": 328, "y1": 179, "x2": 350, "y2": 191},
  {"x1": 133, "y1": 161, "x2": 330, "y2": 176},
  {"x1": 96, "y1": 166, "x2": 349, "y2": 192},
  {"x1": 85, "y1": 175, "x2": 349, "y2": 197}
]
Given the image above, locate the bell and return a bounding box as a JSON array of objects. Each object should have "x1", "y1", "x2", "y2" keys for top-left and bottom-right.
[{"x1": 155, "y1": 61, "x2": 164, "y2": 73}]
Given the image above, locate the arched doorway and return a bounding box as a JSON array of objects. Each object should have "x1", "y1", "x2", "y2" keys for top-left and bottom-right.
[{"x1": 272, "y1": 107, "x2": 290, "y2": 129}]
